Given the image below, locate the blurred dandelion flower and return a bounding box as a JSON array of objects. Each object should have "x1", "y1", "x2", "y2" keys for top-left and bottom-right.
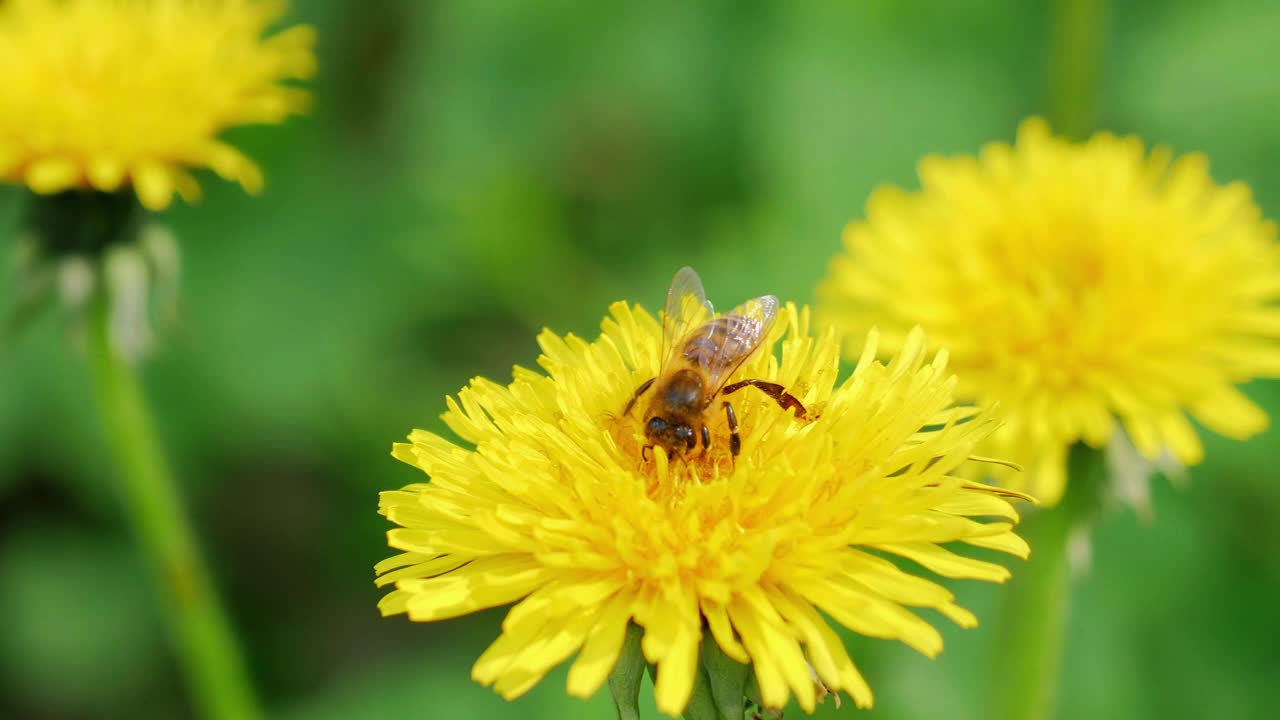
[
  {"x1": 0, "y1": 0, "x2": 316, "y2": 210},
  {"x1": 378, "y1": 299, "x2": 1028, "y2": 716},
  {"x1": 820, "y1": 118, "x2": 1280, "y2": 506}
]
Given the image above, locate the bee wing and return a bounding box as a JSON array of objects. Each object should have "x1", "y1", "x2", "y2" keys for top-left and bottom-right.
[
  {"x1": 702, "y1": 294, "x2": 779, "y2": 394},
  {"x1": 661, "y1": 266, "x2": 715, "y2": 367}
]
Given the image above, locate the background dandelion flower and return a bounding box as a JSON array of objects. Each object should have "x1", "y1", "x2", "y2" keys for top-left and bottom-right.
[
  {"x1": 819, "y1": 118, "x2": 1280, "y2": 506},
  {"x1": 0, "y1": 0, "x2": 316, "y2": 210},
  {"x1": 378, "y1": 301, "x2": 1028, "y2": 716}
]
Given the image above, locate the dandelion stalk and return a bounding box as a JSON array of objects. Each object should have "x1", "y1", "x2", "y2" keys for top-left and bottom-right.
[
  {"x1": 990, "y1": 445, "x2": 1103, "y2": 720},
  {"x1": 1046, "y1": 0, "x2": 1107, "y2": 139},
  {"x1": 87, "y1": 292, "x2": 260, "y2": 720}
]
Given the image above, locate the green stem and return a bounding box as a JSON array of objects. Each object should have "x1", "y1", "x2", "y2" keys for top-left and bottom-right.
[
  {"x1": 990, "y1": 445, "x2": 1104, "y2": 720},
  {"x1": 1045, "y1": 0, "x2": 1107, "y2": 139},
  {"x1": 86, "y1": 294, "x2": 260, "y2": 720}
]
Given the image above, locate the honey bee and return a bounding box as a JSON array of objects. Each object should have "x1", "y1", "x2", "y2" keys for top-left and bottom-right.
[{"x1": 623, "y1": 266, "x2": 807, "y2": 460}]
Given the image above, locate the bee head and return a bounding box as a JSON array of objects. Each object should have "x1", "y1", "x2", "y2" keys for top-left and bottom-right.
[{"x1": 645, "y1": 416, "x2": 697, "y2": 455}]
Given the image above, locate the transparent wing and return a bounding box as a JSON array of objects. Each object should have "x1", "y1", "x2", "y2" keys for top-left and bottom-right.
[
  {"x1": 699, "y1": 294, "x2": 779, "y2": 394},
  {"x1": 660, "y1": 266, "x2": 715, "y2": 368}
]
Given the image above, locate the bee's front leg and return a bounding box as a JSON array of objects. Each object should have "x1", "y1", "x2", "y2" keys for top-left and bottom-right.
[{"x1": 623, "y1": 376, "x2": 656, "y2": 415}]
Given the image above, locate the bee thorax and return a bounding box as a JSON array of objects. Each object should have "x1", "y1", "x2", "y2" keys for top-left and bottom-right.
[{"x1": 656, "y1": 369, "x2": 704, "y2": 412}]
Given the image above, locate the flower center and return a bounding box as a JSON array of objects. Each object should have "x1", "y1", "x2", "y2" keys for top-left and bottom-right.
[{"x1": 606, "y1": 411, "x2": 736, "y2": 502}]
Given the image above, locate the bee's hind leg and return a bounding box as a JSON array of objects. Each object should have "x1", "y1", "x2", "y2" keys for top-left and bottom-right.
[
  {"x1": 721, "y1": 379, "x2": 807, "y2": 419},
  {"x1": 623, "y1": 377, "x2": 656, "y2": 415}
]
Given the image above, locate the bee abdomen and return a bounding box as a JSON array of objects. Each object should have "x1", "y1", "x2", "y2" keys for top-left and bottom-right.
[{"x1": 681, "y1": 318, "x2": 754, "y2": 370}]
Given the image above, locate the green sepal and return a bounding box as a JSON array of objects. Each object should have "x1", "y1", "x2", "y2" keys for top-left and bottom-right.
[
  {"x1": 25, "y1": 189, "x2": 139, "y2": 257},
  {"x1": 744, "y1": 672, "x2": 783, "y2": 720},
  {"x1": 700, "y1": 639, "x2": 749, "y2": 719},
  {"x1": 609, "y1": 623, "x2": 645, "y2": 720},
  {"x1": 1064, "y1": 442, "x2": 1107, "y2": 525},
  {"x1": 644, "y1": 659, "x2": 718, "y2": 720}
]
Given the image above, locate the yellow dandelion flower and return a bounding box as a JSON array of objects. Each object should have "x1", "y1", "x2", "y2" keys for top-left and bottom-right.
[
  {"x1": 819, "y1": 118, "x2": 1280, "y2": 506},
  {"x1": 0, "y1": 0, "x2": 316, "y2": 210},
  {"x1": 378, "y1": 280, "x2": 1029, "y2": 716}
]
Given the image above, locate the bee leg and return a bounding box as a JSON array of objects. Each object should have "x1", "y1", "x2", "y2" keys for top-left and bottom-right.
[
  {"x1": 700, "y1": 424, "x2": 711, "y2": 456},
  {"x1": 623, "y1": 376, "x2": 657, "y2": 415},
  {"x1": 724, "y1": 402, "x2": 741, "y2": 456},
  {"x1": 641, "y1": 445, "x2": 651, "y2": 462},
  {"x1": 721, "y1": 379, "x2": 807, "y2": 419}
]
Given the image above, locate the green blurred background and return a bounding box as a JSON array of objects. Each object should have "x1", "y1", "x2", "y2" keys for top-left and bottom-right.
[{"x1": 2, "y1": 0, "x2": 1278, "y2": 718}]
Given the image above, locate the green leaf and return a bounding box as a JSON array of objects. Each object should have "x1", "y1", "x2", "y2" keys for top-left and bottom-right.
[{"x1": 609, "y1": 623, "x2": 646, "y2": 720}]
